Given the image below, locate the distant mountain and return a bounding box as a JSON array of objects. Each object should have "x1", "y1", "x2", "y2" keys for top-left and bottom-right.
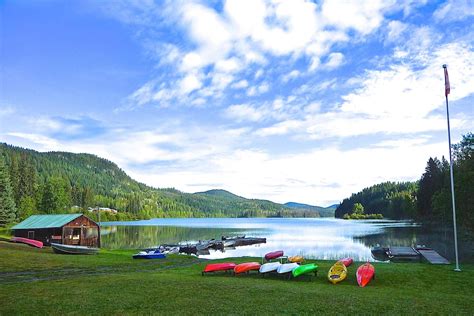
[
  {"x1": 0, "y1": 143, "x2": 322, "y2": 220},
  {"x1": 284, "y1": 202, "x2": 336, "y2": 217}
]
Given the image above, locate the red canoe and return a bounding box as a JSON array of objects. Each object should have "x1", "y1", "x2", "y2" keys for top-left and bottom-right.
[
  {"x1": 356, "y1": 263, "x2": 375, "y2": 287},
  {"x1": 339, "y1": 257, "x2": 353, "y2": 267},
  {"x1": 264, "y1": 250, "x2": 284, "y2": 261},
  {"x1": 11, "y1": 237, "x2": 43, "y2": 248},
  {"x1": 202, "y1": 262, "x2": 236, "y2": 275},
  {"x1": 234, "y1": 262, "x2": 261, "y2": 274}
]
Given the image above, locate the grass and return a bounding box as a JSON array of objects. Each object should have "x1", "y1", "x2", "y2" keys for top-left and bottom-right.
[{"x1": 0, "y1": 242, "x2": 473, "y2": 315}]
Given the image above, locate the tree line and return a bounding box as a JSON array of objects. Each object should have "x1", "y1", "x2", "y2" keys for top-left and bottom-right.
[
  {"x1": 0, "y1": 143, "x2": 319, "y2": 226},
  {"x1": 335, "y1": 133, "x2": 473, "y2": 230}
]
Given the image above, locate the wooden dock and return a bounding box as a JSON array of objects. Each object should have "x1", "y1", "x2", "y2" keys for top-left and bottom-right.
[{"x1": 418, "y1": 249, "x2": 450, "y2": 265}]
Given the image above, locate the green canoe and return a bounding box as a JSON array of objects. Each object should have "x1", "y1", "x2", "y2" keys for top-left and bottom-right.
[{"x1": 292, "y1": 263, "x2": 318, "y2": 278}]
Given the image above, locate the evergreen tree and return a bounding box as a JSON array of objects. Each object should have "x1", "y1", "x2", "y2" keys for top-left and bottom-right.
[
  {"x1": 417, "y1": 157, "x2": 442, "y2": 219},
  {"x1": 0, "y1": 153, "x2": 17, "y2": 226}
]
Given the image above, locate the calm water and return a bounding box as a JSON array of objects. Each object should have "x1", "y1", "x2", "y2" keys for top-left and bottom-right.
[{"x1": 100, "y1": 218, "x2": 473, "y2": 262}]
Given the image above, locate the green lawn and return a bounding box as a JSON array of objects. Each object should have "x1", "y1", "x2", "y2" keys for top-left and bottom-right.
[{"x1": 0, "y1": 242, "x2": 472, "y2": 315}]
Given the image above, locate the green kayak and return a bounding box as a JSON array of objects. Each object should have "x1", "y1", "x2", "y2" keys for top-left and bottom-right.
[{"x1": 292, "y1": 263, "x2": 318, "y2": 278}]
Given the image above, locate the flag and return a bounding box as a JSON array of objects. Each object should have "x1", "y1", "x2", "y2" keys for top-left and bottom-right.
[{"x1": 443, "y1": 64, "x2": 450, "y2": 97}]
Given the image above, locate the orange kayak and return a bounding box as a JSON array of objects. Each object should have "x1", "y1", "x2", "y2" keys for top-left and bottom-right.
[
  {"x1": 234, "y1": 262, "x2": 261, "y2": 274},
  {"x1": 356, "y1": 263, "x2": 375, "y2": 287}
]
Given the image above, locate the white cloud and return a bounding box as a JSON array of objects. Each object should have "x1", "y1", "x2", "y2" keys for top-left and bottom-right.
[
  {"x1": 179, "y1": 73, "x2": 203, "y2": 94},
  {"x1": 231, "y1": 79, "x2": 249, "y2": 89},
  {"x1": 386, "y1": 20, "x2": 408, "y2": 43},
  {"x1": 225, "y1": 104, "x2": 267, "y2": 122},
  {"x1": 433, "y1": 0, "x2": 474, "y2": 22},
  {"x1": 324, "y1": 52, "x2": 345, "y2": 69},
  {"x1": 0, "y1": 105, "x2": 15, "y2": 117}
]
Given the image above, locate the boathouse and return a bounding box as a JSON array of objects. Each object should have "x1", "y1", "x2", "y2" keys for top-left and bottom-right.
[{"x1": 11, "y1": 214, "x2": 100, "y2": 247}]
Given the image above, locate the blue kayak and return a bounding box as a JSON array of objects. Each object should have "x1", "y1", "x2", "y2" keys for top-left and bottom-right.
[{"x1": 133, "y1": 250, "x2": 166, "y2": 259}]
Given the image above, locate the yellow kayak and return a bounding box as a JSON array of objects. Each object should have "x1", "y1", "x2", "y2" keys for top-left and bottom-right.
[
  {"x1": 328, "y1": 261, "x2": 347, "y2": 284},
  {"x1": 288, "y1": 256, "x2": 304, "y2": 263}
]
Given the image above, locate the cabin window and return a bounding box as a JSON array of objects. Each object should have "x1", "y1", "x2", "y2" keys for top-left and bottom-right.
[
  {"x1": 28, "y1": 231, "x2": 34, "y2": 239},
  {"x1": 84, "y1": 227, "x2": 98, "y2": 238},
  {"x1": 72, "y1": 228, "x2": 81, "y2": 240}
]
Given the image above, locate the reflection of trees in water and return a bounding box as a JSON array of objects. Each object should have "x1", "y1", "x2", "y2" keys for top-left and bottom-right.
[
  {"x1": 357, "y1": 225, "x2": 474, "y2": 262},
  {"x1": 101, "y1": 225, "x2": 247, "y2": 249}
]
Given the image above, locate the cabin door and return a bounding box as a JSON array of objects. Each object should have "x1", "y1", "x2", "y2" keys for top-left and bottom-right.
[{"x1": 28, "y1": 231, "x2": 34, "y2": 239}]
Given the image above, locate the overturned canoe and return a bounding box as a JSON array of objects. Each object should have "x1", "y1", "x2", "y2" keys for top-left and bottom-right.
[
  {"x1": 356, "y1": 263, "x2": 375, "y2": 287},
  {"x1": 51, "y1": 243, "x2": 98, "y2": 255},
  {"x1": 264, "y1": 250, "x2": 284, "y2": 261},
  {"x1": 328, "y1": 261, "x2": 347, "y2": 284},
  {"x1": 11, "y1": 237, "x2": 43, "y2": 248},
  {"x1": 259, "y1": 262, "x2": 281, "y2": 274},
  {"x1": 202, "y1": 262, "x2": 236, "y2": 275},
  {"x1": 292, "y1": 263, "x2": 318, "y2": 278},
  {"x1": 277, "y1": 263, "x2": 299, "y2": 274},
  {"x1": 234, "y1": 262, "x2": 261, "y2": 274}
]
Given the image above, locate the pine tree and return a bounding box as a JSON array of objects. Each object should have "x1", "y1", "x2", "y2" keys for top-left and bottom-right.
[{"x1": 0, "y1": 153, "x2": 17, "y2": 226}]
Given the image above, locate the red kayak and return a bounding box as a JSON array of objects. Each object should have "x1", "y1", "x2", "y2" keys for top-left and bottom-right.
[
  {"x1": 356, "y1": 263, "x2": 375, "y2": 287},
  {"x1": 234, "y1": 262, "x2": 261, "y2": 274},
  {"x1": 11, "y1": 237, "x2": 43, "y2": 248},
  {"x1": 264, "y1": 250, "x2": 284, "y2": 261},
  {"x1": 339, "y1": 257, "x2": 353, "y2": 267},
  {"x1": 202, "y1": 262, "x2": 236, "y2": 275}
]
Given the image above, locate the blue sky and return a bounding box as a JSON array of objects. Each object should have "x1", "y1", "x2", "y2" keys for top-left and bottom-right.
[{"x1": 1, "y1": 0, "x2": 473, "y2": 206}]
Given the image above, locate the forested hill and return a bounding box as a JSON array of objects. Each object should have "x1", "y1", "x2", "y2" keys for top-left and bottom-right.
[
  {"x1": 0, "y1": 143, "x2": 328, "y2": 224},
  {"x1": 334, "y1": 133, "x2": 473, "y2": 229},
  {"x1": 284, "y1": 202, "x2": 336, "y2": 217},
  {"x1": 334, "y1": 182, "x2": 418, "y2": 219}
]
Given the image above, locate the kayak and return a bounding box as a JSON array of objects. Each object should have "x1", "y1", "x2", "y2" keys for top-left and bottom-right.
[
  {"x1": 339, "y1": 257, "x2": 353, "y2": 267},
  {"x1": 133, "y1": 250, "x2": 166, "y2": 259},
  {"x1": 288, "y1": 255, "x2": 304, "y2": 263},
  {"x1": 328, "y1": 261, "x2": 347, "y2": 284},
  {"x1": 356, "y1": 263, "x2": 375, "y2": 287},
  {"x1": 277, "y1": 263, "x2": 299, "y2": 274},
  {"x1": 259, "y1": 262, "x2": 281, "y2": 274},
  {"x1": 202, "y1": 262, "x2": 236, "y2": 275},
  {"x1": 11, "y1": 237, "x2": 43, "y2": 248},
  {"x1": 234, "y1": 262, "x2": 261, "y2": 274},
  {"x1": 264, "y1": 250, "x2": 284, "y2": 261},
  {"x1": 292, "y1": 263, "x2": 318, "y2": 278}
]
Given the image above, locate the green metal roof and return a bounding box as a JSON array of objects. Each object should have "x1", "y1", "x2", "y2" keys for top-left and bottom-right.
[{"x1": 12, "y1": 214, "x2": 83, "y2": 230}]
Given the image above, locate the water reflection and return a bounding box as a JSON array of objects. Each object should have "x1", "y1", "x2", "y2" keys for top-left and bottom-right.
[{"x1": 101, "y1": 218, "x2": 473, "y2": 262}]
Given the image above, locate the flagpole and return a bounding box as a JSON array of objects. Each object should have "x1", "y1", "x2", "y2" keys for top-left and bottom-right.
[{"x1": 443, "y1": 64, "x2": 461, "y2": 272}]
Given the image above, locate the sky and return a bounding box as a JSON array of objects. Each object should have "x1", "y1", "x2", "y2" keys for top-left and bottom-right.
[{"x1": 1, "y1": 0, "x2": 473, "y2": 206}]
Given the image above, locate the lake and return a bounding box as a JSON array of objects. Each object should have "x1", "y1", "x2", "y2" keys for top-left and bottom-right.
[{"x1": 101, "y1": 218, "x2": 472, "y2": 262}]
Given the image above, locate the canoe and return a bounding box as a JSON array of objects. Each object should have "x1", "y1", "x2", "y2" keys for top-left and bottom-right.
[
  {"x1": 277, "y1": 263, "x2": 299, "y2": 274},
  {"x1": 356, "y1": 263, "x2": 375, "y2": 287},
  {"x1": 202, "y1": 262, "x2": 236, "y2": 275},
  {"x1": 234, "y1": 262, "x2": 261, "y2": 274},
  {"x1": 133, "y1": 250, "x2": 166, "y2": 259},
  {"x1": 264, "y1": 250, "x2": 284, "y2": 261},
  {"x1": 288, "y1": 255, "x2": 304, "y2": 263},
  {"x1": 259, "y1": 262, "x2": 281, "y2": 274},
  {"x1": 292, "y1": 263, "x2": 318, "y2": 278},
  {"x1": 328, "y1": 261, "x2": 347, "y2": 284},
  {"x1": 339, "y1": 257, "x2": 353, "y2": 267},
  {"x1": 11, "y1": 237, "x2": 43, "y2": 248},
  {"x1": 51, "y1": 243, "x2": 99, "y2": 255}
]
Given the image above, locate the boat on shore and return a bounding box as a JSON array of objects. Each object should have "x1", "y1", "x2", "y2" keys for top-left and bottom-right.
[
  {"x1": 234, "y1": 262, "x2": 261, "y2": 274},
  {"x1": 11, "y1": 237, "x2": 43, "y2": 248},
  {"x1": 51, "y1": 243, "x2": 99, "y2": 255},
  {"x1": 328, "y1": 261, "x2": 347, "y2": 284},
  {"x1": 339, "y1": 257, "x2": 353, "y2": 267},
  {"x1": 259, "y1": 262, "x2": 281, "y2": 274},
  {"x1": 292, "y1": 263, "x2": 318, "y2": 278},
  {"x1": 356, "y1": 263, "x2": 375, "y2": 287},
  {"x1": 133, "y1": 250, "x2": 166, "y2": 259},
  {"x1": 202, "y1": 262, "x2": 236, "y2": 275}
]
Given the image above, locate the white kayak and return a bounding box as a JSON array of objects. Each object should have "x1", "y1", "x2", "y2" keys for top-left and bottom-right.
[
  {"x1": 277, "y1": 263, "x2": 299, "y2": 274},
  {"x1": 259, "y1": 262, "x2": 281, "y2": 273}
]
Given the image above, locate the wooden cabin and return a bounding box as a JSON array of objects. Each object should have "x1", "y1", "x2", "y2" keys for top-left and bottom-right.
[{"x1": 12, "y1": 214, "x2": 100, "y2": 247}]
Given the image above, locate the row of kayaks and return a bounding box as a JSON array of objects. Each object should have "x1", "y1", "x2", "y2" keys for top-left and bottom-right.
[
  {"x1": 202, "y1": 261, "x2": 319, "y2": 278},
  {"x1": 202, "y1": 251, "x2": 376, "y2": 287}
]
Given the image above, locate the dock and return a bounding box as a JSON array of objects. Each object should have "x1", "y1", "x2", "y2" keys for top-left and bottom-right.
[
  {"x1": 417, "y1": 249, "x2": 450, "y2": 265},
  {"x1": 388, "y1": 247, "x2": 421, "y2": 261}
]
